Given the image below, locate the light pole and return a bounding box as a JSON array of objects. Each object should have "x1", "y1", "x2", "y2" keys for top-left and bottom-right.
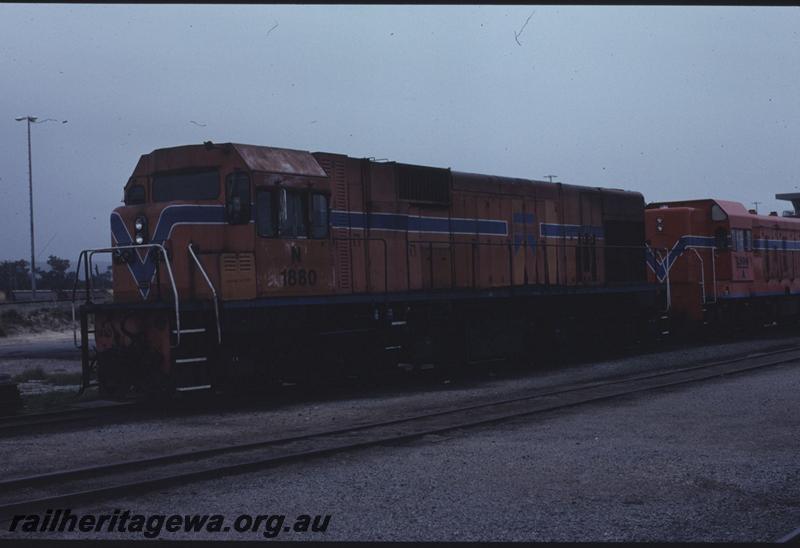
[
  {"x1": 544, "y1": 174, "x2": 558, "y2": 183},
  {"x1": 14, "y1": 116, "x2": 67, "y2": 299}
]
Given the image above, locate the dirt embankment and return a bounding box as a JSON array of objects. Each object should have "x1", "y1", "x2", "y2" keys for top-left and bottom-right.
[{"x1": 0, "y1": 306, "x2": 73, "y2": 338}]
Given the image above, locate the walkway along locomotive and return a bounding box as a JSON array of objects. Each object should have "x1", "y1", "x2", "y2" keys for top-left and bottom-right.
[{"x1": 72, "y1": 143, "x2": 659, "y2": 396}]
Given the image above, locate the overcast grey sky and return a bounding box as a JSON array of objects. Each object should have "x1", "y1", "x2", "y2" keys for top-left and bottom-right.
[{"x1": 1, "y1": 4, "x2": 798, "y2": 262}]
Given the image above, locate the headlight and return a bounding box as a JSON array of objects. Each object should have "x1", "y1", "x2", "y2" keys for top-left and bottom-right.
[{"x1": 134, "y1": 215, "x2": 148, "y2": 244}]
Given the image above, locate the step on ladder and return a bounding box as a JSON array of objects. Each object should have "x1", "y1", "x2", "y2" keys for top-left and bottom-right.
[
  {"x1": 172, "y1": 310, "x2": 217, "y2": 392},
  {"x1": 174, "y1": 243, "x2": 222, "y2": 392}
]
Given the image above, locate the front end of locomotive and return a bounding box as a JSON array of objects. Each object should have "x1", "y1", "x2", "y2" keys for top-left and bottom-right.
[
  {"x1": 74, "y1": 142, "x2": 334, "y2": 398},
  {"x1": 73, "y1": 142, "x2": 331, "y2": 397},
  {"x1": 73, "y1": 148, "x2": 233, "y2": 397}
]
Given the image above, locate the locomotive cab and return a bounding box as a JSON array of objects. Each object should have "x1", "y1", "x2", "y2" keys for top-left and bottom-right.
[{"x1": 113, "y1": 144, "x2": 333, "y2": 304}]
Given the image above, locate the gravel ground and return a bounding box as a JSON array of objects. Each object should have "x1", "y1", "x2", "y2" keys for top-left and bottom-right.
[
  {"x1": 0, "y1": 331, "x2": 79, "y2": 397},
  {"x1": 0, "y1": 358, "x2": 79, "y2": 380},
  {"x1": 0, "y1": 337, "x2": 799, "y2": 541},
  {"x1": 0, "y1": 330, "x2": 73, "y2": 347},
  {"x1": 0, "y1": 357, "x2": 80, "y2": 397},
  {"x1": 1, "y1": 333, "x2": 799, "y2": 478},
  {"x1": 5, "y1": 362, "x2": 798, "y2": 542}
]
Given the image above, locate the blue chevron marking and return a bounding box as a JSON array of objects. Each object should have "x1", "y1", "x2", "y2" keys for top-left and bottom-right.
[{"x1": 110, "y1": 205, "x2": 227, "y2": 299}]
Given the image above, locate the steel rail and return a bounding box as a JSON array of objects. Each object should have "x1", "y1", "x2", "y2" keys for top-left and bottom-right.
[
  {"x1": 0, "y1": 345, "x2": 798, "y2": 520},
  {"x1": 0, "y1": 401, "x2": 136, "y2": 438},
  {"x1": 775, "y1": 526, "x2": 800, "y2": 543}
]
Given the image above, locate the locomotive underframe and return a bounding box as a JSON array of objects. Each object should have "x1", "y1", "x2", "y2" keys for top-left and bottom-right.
[
  {"x1": 78, "y1": 283, "x2": 661, "y2": 397},
  {"x1": 704, "y1": 293, "x2": 800, "y2": 331}
]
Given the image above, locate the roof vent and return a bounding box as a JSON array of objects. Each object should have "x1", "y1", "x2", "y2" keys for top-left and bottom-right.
[
  {"x1": 769, "y1": 211, "x2": 778, "y2": 216},
  {"x1": 748, "y1": 209, "x2": 757, "y2": 214},
  {"x1": 782, "y1": 210, "x2": 796, "y2": 217}
]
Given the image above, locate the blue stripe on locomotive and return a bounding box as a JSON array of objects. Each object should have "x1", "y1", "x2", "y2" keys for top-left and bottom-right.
[{"x1": 329, "y1": 210, "x2": 508, "y2": 236}]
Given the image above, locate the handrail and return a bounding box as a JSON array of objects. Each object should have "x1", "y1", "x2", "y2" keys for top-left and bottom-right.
[
  {"x1": 652, "y1": 248, "x2": 670, "y2": 312},
  {"x1": 187, "y1": 243, "x2": 222, "y2": 344},
  {"x1": 71, "y1": 243, "x2": 181, "y2": 349},
  {"x1": 657, "y1": 243, "x2": 720, "y2": 309},
  {"x1": 711, "y1": 248, "x2": 718, "y2": 303},
  {"x1": 689, "y1": 247, "x2": 706, "y2": 304},
  {"x1": 71, "y1": 250, "x2": 87, "y2": 349}
]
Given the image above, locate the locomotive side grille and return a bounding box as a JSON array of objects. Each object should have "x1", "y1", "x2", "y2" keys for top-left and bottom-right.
[
  {"x1": 222, "y1": 254, "x2": 254, "y2": 271},
  {"x1": 337, "y1": 241, "x2": 352, "y2": 289},
  {"x1": 222, "y1": 255, "x2": 237, "y2": 272},
  {"x1": 220, "y1": 252, "x2": 257, "y2": 300},
  {"x1": 397, "y1": 164, "x2": 450, "y2": 206},
  {"x1": 239, "y1": 253, "x2": 254, "y2": 271},
  {"x1": 319, "y1": 155, "x2": 352, "y2": 290}
]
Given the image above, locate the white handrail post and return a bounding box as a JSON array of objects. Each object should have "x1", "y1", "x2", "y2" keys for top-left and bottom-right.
[
  {"x1": 711, "y1": 247, "x2": 718, "y2": 303},
  {"x1": 187, "y1": 243, "x2": 222, "y2": 344},
  {"x1": 658, "y1": 249, "x2": 671, "y2": 312},
  {"x1": 689, "y1": 247, "x2": 706, "y2": 304}
]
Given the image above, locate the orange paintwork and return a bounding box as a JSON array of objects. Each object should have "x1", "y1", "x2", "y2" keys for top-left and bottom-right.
[{"x1": 646, "y1": 198, "x2": 800, "y2": 322}]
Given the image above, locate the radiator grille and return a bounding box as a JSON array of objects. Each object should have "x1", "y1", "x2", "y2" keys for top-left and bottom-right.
[{"x1": 318, "y1": 155, "x2": 352, "y2": 291}]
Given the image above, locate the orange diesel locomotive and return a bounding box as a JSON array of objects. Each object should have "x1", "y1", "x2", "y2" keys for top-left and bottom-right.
[
  {"x1": 645, "y1": 195, "x2": 800, "y2": 329},
  {"x1": 73, "y1": 142, "x2": 656, "y2": 396}
]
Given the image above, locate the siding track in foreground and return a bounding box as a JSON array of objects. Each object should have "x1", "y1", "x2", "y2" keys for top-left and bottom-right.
[
  {"x1": 0, "y1": 401, "x2": 135, "y2": 438},
  {"x1": 1, "y1": 345, "x2": 799, "y2": 524}
]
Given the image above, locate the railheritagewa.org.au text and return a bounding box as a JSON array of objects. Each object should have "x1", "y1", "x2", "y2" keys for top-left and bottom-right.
[{"x1": 8, "y1": 509, "x2": 331, "y2": 539}]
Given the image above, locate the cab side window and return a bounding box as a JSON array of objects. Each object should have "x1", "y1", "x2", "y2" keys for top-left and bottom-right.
[
  {"x1": 310, "y1": 193, "x2": 329, "y2": 238},
  {"x1": 256, "y1": 189, "x2": 276, "y2": 237},
  {"x1": 279, "y1": 189, "x2": 307, "y2": 237},
  {"x1": 732, "y1": 229, "x2": 745, "y2": 252},
  {"x1": 257, "y1": 188, "x2": 330, "y2": 238},
  {"x1": 714, "y1": 228, "x2": 730, "y2": 250},
  {"x1": 225, "y1": 172, "x2": 251, "y2": 225},
  {"x1": 730, "y1": 228, "x2": 753, "y2": 252}
]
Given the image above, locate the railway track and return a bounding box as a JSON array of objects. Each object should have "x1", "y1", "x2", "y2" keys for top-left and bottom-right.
[
  {"x1": 0, "y1": 344, "x2": 798, "y2": 525},
  {"x1": 776, "y1": 526, "x2": 800, "y2": 544},
  {"x1": 0, "y1": 401, "x2": 137, "y2": 438},
  {"x1": 1, "y1": 331, "x2": 797, "y2": 438}
]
